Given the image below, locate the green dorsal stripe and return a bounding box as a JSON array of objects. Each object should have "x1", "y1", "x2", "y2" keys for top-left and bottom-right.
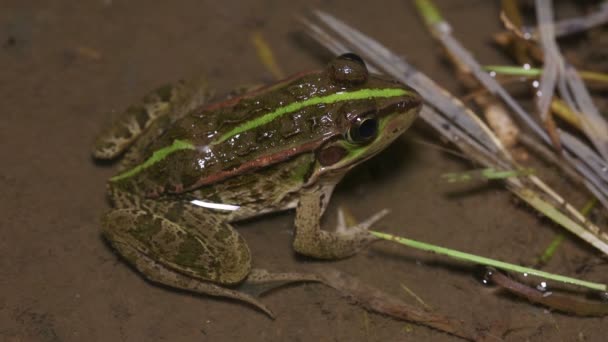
[
  {"x1": 110, "y1": 139, "x2": 195, "y2": 182},
  {"x1": 213, "y1": 88, "x2": 410, "y2": 144}
]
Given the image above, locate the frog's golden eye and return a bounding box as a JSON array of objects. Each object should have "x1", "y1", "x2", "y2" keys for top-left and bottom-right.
[
  {"x1": 328, "y1": 53, "x2": 369, "y2": 85},
  {"x1": 346, "y1": 117, "x2": 378, "y2": 144}
]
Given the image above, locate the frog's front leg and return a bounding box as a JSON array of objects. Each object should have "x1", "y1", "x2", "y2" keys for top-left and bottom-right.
[
  {"x1": 293, "y1": 185, "x2": 388, "y2": 259},
  {"x1": 101, "y1": 205, "x2": 276, "y2": 314}
]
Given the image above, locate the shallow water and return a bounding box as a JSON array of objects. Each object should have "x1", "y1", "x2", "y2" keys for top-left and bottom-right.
[{"x1": 1, "y1": 0, "x2": 606, "y2": 341}]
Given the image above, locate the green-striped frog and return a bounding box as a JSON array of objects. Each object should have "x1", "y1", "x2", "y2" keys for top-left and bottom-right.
[{"x1": 93, "y1": 54, "x2": 421, "y2": 314}]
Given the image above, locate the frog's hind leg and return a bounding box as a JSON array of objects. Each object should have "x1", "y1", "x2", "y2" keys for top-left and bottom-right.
[
  {"x1": 126, "y1": 250, "x2": 276, "y2": 317},
  {"x1": 237, "y1": 269, "x2": 323, "y2": 297},
  {"x1": 101, "y1": 206, "x2": 277, "y2": 315},
  {"x1": 93, "y1": 76, "x2": 211, "y2": 160}
]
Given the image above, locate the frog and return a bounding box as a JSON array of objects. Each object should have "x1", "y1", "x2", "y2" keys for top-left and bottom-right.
[{"x1": 93, "y1": 53, "x2": 421, "y2": 316}]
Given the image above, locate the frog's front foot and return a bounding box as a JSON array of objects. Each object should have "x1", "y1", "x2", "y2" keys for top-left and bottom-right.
[
  {"x1": 293, "y1": 189, "x2": 389, "y2": 260},
  {"x1": 336, "y1": 207, "x2": 389, "y2": 236}
]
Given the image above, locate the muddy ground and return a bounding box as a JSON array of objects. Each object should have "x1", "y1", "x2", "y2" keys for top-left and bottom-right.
[{"x1": 1, "y1": 0, "x2": 607, "y2": 341}]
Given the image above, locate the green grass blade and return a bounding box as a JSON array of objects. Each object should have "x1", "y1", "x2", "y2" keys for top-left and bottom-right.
[{"x1": 370, "y1": 230, "x2": 607, "y2": 292}]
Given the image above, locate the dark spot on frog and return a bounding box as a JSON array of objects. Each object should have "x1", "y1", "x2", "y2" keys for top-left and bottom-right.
[
  {"x1": 174, "y1": 238, "x2": 206, "y2": 268},
  {"x1": 132, "y1": 214, "x2": 162, "y2": 242},
  {"x1": 279, "y1": 113, "x2": 302, "y2": 138},
  {"x1": 248, "y1": 189, "x2": 261, "y2": 201},
  {"x1": 113, "y1": 124, "x2": 133, "y2": 140},
  {"x1": 154, "y1": 84, "x2": 174, "y2": 103},
  {"x1": 160, "y1": 231, "x2": 177, "y2": 244},
  {"x1": 260, "y1": 184, "x2": 274, "y2": 197},
  {"x1": 170, "y1": 183, "x2": 184, "y2": 193},
  {"x1": 144, "y1": 187, "x2": 162, "y2": 199},
  {"x1": 319, "y1": 193, "x2": 326, "y2": 209},
  {"x1": 100, "y1": 141, "x2": 116, "y2": 151},
  {"x1": 130, "y1": 106, "x2": 150, "y2": 129},
  {"x1": 286, "y1": 82, "x2": 319, "y2": 101},
  {"x1": 232, "y1": 98, "x2": 264, "y2": 122},
  {"x1": 212, "y1": 227, "x2": 232, "y2": 243},
  {"x1": 164, "y1": 203, "x2": 184, "y2": 221},
  {"x1": 256, "y1": 129, "x2": 274, "y2": 142},
  {"x1": 234, "y1": 131, "x2": 259, "y2": 156}
]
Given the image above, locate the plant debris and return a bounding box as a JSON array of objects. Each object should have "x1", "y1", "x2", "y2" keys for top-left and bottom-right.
[{"x1": 487, "y1": 268, "x2": 608, "y2": 317}]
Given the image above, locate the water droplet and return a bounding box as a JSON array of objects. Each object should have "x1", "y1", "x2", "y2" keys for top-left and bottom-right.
[
  {"x1": 523, "y1": 63, "x2": 531, "y2": 70},
  {"x1": 523, "y1": 32, "x2": 532, "y2": 40},
  {"x1": 536, "y1": 90, "x2": 542, "y2": 97},
  {"x1": 483, "y1": 269, "x2": 493, "y2": 285},
  {"x1": 489, "y1": 71, "x2": 496, "y2": 78},
  {"x1": 475, "y1": 266, "x2": 496, "y2": 286},
  {"x1": 532, "y1": 80, "x2": 540, "y2": 88},
  {"x1": 598, "y1": 291, "x2": 608, "y2": 301},
  {"x1": 536, "y1": 281, "x2": 548, "y2": 292}
]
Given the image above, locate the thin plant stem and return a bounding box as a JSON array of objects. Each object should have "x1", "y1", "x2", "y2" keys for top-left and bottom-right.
[
  {"x1": 370, "y1": 230, "x2": 607, "y2": 292},
  {"x1": 484, "y1": 65, "x2": 608, "y2": 85}
]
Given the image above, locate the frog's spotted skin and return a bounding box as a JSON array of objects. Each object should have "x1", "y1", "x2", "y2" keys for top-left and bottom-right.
[
  {"x1": 94, "y1": 54, "x2": 421, "y2": 315},
  {"x1": 93, "y1": 77, "x2": 211, "y2": 159},
  {"x1": 104, "y1": 202, "x2": 251, "y2": 284}
]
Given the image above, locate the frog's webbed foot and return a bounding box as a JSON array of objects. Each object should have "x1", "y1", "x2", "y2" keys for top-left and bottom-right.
[
  {"x1": 335, "y1": 207, "x2": 389, "y2": 236},
  {"x1": 293, "y1": 188, "x2": 388, "y2": 260}
]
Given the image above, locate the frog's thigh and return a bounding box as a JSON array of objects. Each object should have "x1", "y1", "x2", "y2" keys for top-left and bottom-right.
[
  {"x1": 93, "y1": 76, "x2": 210, "y2": 159},
  {"x1": 102, "y1": 207, "x2": 251, "y2": 285},
  {"x1": 293, "y1": 188, "x2": 375, "y2": 260}
]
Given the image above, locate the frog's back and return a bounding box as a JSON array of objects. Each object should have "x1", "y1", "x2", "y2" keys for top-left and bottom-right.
[
  {"x1": 111, "y1": 71, "x2": 344, "y2": 196},
  {"x1": 109, "y1": 55, "x2": 418, "y2": 198}
]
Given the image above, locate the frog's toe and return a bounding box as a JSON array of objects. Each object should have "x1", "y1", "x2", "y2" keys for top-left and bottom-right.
[
  {"x1": 335, "y1": 207, "x2": 390, "y2": 235},
  {"x1": 294, "y1": 200, "x2": 388, "y2": 259}
]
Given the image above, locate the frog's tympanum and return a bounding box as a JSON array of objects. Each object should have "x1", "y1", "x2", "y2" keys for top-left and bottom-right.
[{"x1": 94, "y1": 53, "x2": 421, "y2": 314}]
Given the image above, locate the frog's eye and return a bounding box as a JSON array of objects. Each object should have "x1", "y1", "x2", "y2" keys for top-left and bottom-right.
[
  {"x1": 338, "y1": 53, "x2": 366, "y2": 67},
  {"x1": 328, "y1": 53, "x2": 369, "y2": 85},
  {"x1": 346, "y1": 117, "x2": 378, "y2": 144}
]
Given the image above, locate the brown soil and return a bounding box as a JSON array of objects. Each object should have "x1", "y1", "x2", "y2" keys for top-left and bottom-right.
[{"x1": 1, "y1": 0, "x2": 607, "y2": 341}]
